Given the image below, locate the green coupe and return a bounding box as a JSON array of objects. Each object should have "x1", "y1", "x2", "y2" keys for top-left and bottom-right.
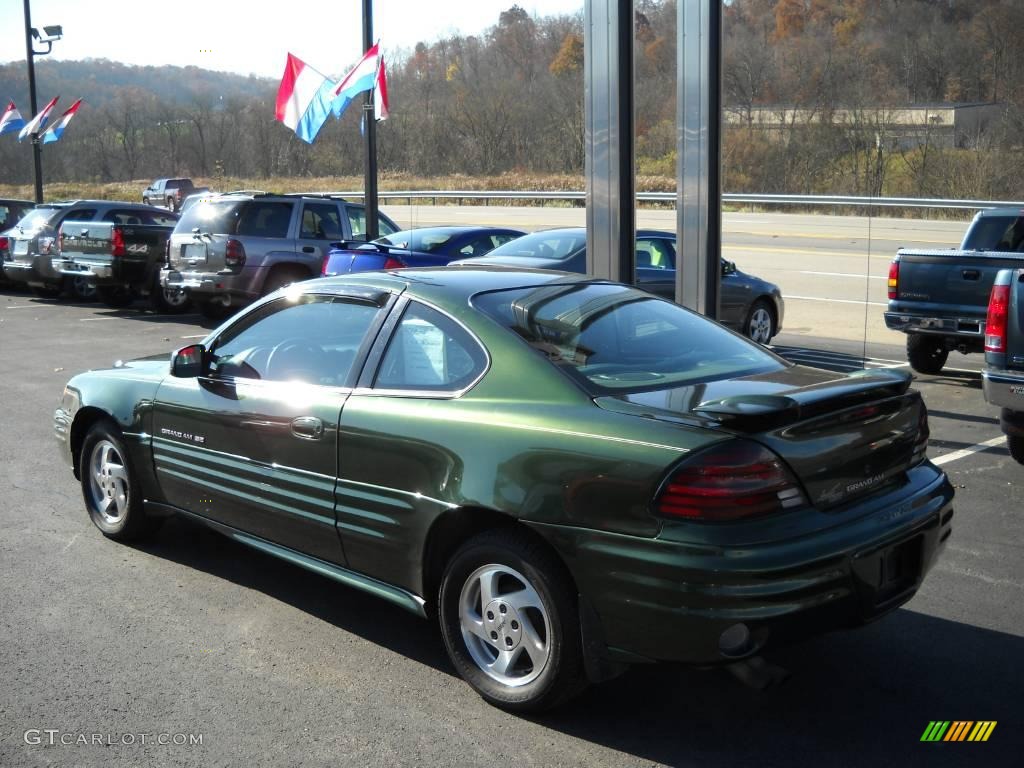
[{"x1": 54, "y1": 267, "x2": 954, "y2": 711}]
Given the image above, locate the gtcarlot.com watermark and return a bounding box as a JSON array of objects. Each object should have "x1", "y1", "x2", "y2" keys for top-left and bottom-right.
[{"x1": 24, "y1": 729, "x2": 203, "y2": 747}]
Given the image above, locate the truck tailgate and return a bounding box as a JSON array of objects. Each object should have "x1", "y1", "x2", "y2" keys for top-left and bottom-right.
[{"x1": 894, "y1": 249, "x2": 1024, "y2": 314}]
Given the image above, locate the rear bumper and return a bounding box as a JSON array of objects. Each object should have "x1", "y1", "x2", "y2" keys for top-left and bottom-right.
[
  {"x1": 884, "y1": 311, "x2": 984, "y2": 337},
  {"x1": 533, "y1": 463, "x2": 954, "y2": 665},
  {"x1": 55, "y1": 258, "x2": 114, "y2": 280},
  {"x1": 161, "y1": 266, "x2": 260, "y2": 300},
  {"x1": 982, "y1": 368, "x2": 1024, "y2": 413},
  {"x1": 3, "y1": 253, "x2": 61, "y2": 286}
]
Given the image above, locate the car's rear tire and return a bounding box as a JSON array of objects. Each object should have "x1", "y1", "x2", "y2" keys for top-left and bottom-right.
[
  {"x1": 906, "y1": 334, "x2": 949, "y2": 375},
  {"x1": 96, "y1": 285, "x2": 134, "y2": 308},
  {"x1": 744, "y1": 299, "x2": 776, "y2": 344},
  {"x1": 1008, "y1": 434, "x2": 1024, "y2": 465},
  {"x1": 438, "y1": 528, "x2": 587, "y2": 712},
  {"x1": 195, "y1": 296, "x2": 231, "y2": 321},
  {"x1": 30, "y1": 284, "x2": 62, "y2": 299},
  {"x1": 142, "y1": 196, "x2": 150, "y2": 206},
  {"x1": 80, "y1": 422, "x2": 156, "y2": 541},
  {"x1": 261, "y1": 266, "x2": 308, "y2": 297},
  {"x1": 149, "y1": 274, "x2": 192, "y2": 314},
  {"x1": 66, "y1": 275, "x2": 97, "y2": 302}
]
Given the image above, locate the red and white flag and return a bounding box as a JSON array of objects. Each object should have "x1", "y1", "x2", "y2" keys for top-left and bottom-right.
[{"x1": 18, "y1": 96, "x2": 59, "y2": 141}]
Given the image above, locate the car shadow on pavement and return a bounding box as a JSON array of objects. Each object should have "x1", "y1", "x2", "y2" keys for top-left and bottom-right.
[
  {"x1": 133, "y1": 514, "x2": 453, "y2": 675},
  {"x1": 134, "y1": 516, "x2": 1020, "y2": 766},
  {"x1": 538, "y1": 609, "x2": 1021, "y2": 766}
]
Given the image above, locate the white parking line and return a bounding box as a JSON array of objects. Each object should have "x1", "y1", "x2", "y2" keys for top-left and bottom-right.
[
  {"x1": 931, "y1": 436, "x2": 1007, "y2": 466},
  {"x1": 785, "y1": 294, "x2": 888, "y2": 307},
  {"x1": 79, "y1": 317, "x2": 118, "y2": 322},
  {"x1": 5, "y1": 305, "x2": 38, "y2": 309}
]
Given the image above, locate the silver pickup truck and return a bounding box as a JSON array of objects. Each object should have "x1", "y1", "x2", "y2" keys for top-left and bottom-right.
[
  {"x1": 885, "y1": 208, "x2": 1024, "y2": 374},
  {"x1": 982, "y1": 268, "x2": 1024, "y2": 464},
  {"x1": 161, "y1": 192, "x2": 399, "y2": 319}
]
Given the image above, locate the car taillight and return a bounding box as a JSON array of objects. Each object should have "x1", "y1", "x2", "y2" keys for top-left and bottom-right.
[
  {"x1": 655, "y1": 440, "x2": 806, "y2": 521},
  {"x1": 321, "y1": 255, "x2": 330, "y2": 275},
  {"x1": 0, "y1": 236, "x2": 7, "y2": 251},
  {"x1": 887, "y1": 258, "x2": 899, "y2": 300},
  {"x1": 111, "y1": 226, "x2": 126, "y2": 257},
  {"x1": 985, "y1": 283, "x2": 1010, "y2": 352},
  {"x1": 382, "y1": 256, "x2": 405, "y2": 270},
  {"x1": 225, "y1": 238, "x2": 246, "y2": 267},
  {"x1": 911, "y1": 402, "x2": 930, "y2": 464}
]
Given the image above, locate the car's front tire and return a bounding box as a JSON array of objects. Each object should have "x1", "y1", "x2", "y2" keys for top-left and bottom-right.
[
  {"x1": 906, "y1": 334, "x2": 949, "y2": 375},
  {"x1": 80, "y1": 422, "x2": 155, "y2": 541},
  {"x1": 439, "y1": 528, "x2": 586, "y2": 712},
  {"x1": 744, "y1": 299, "x2": 776, "y2": 344}
]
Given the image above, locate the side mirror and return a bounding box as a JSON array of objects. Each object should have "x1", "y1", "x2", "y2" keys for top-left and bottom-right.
[
  {"x1": 171, "y1": 343, "x2": 206, "y2": 378},
  {"x1": 721, "y1": 260, "x2": 737, "y2": 276}
]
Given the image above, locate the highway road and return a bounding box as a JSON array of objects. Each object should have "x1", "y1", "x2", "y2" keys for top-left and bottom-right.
[{"x1": 382, "y1": 205, "x2": 972, "y2": 349}]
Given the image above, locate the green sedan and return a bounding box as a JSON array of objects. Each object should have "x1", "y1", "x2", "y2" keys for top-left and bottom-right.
[{"x1": 54, "y1": 267, "x2": 954, "y2": 711}]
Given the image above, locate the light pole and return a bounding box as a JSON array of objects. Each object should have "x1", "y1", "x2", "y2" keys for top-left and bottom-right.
[{"x1": 22, "y1": 0, "x2": 62, "y2": 204}]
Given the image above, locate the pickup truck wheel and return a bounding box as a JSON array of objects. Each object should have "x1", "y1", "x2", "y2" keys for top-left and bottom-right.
[
  {"x1": 66, "y1": 275, "x2": 97, "y2": 302},
  {"x1": 439, "y1": 529, "x2": 586, "y2": 712},
  {"x1": 142, "y1": 196, "x2": 150, "y2": 206},
  {"x1": 166, "y1": 197, "x2": 178, "y2": 212},
  {"x1": 906, "y1": 334, "x2": 949, "y2": 375},
  {"x1": 81, "y1": 422, "x2": 156, "y2": 541},
  {"x1": 744, "y1": 299, "x2": 776, "y2": 344},
  {"x1": 96, "y1": 285, "x2": 134, "y2": 308},
  {"x1": 1008, "y1": 434, "x2": 1024, "y2": 465},
  {"x1": 149, "y1": 277, "x2": 192, "y2": 314}
]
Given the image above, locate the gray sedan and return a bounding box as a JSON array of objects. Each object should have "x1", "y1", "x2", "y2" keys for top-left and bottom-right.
[{"x1": 450, "y1": 227, "x2": 785, "y2": 343}]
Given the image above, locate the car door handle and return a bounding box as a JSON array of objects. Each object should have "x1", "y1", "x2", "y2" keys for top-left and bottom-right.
[
  {"x1": 962, "y1": 269, "x2": 980, "y2": 280},
  {"x1": 302, "y1": 246, "x2": 316, "y2": 253},
  {"x1": 291, "y1": 416, "x2": 324, "y2": 440},
  {"x1": 240, "y1": 419, "x2": 286, "y2": 432}
]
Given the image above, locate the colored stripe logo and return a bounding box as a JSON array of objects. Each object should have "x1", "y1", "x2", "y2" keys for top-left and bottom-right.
[{"x1": 921, "y1": 721, "x2": 996, "y2": 742}]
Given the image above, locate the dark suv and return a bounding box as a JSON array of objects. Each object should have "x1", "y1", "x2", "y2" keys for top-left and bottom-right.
[
  {"x1": 142, "y1": 179, "x2": 198, "y2": 212},
  {"x1": 161, "y1": 193, "x2": 399, "y2": 318}
]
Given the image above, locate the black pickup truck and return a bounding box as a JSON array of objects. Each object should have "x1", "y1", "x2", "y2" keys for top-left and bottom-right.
[
  {"x1": 55, "y1": 212, "x2": 187, "y2": 312},
  {"x1": 982, "y1": 268, "x2": 1024, "y2": 464},
  {"x1": 885, "y1": 208, "x2": 1024, "y2": 373}
]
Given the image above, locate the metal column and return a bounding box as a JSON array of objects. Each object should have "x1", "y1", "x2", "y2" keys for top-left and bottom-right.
[
  {"x1": 584, "y1": 0, "x2": 634, "y2": 283},
  {"x1": 677, "y1": 0, "x2": 722, "y2": 318}
]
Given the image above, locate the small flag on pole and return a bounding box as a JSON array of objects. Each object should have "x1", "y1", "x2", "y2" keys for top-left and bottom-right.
[
  {"x1": 275, "y1": 54, "x2": 337, "y2": 144},
  {"x1": 0, "y1": 101, "x2": 26, "y2": 136},
  {"x1": 330, "y1": 42, "x2": 384, "y2": 120},
  {"x1": 41, "y1": 98, "x2": 83, "y2": 144},
  {"x1": 18, "y1": 96, "x2": 59, "y2": 141}
]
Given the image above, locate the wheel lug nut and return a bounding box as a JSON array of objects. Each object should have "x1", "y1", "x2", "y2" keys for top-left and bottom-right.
[
  {"x1": 499, "y1": 605, "x2": 507, "y2": 614},
  {"x1": 511, "y1": 621, "x2": 519, "y2": 630},
  {"x1": 486, "y1": 611, "x2": 494, "y2": 620},
  {"x1": 505, "y1": 637, "x2": 513, "y2": 647},
  {"x1": 490, "y1": 631, "x2": 498, "y2": 640}
]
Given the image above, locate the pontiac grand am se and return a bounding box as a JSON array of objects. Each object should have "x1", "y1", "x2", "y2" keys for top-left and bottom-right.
[{"x1": 54, "y1": 267, "x2": 955, "y2": 711}]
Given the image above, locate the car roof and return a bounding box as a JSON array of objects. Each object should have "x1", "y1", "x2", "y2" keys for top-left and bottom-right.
[
  {"x1": 0, "y1": 198, "x2": 34, "y2": 206},
  {"x1": 305, "y1": 265, "x2": 601, "y2": 308},
  {"x1": 383, "y1": 226, "x2": 521, "y2": 237},
  {"x1": 516, "y1": 226, "x2": 673, "y2": 239}
]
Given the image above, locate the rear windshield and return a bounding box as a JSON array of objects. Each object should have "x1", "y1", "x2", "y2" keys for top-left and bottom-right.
[
  {"x1": 165, "y1": 180, "x2": 192, "y2": 190},
  {"x1": 473, "y1": 283, "x2": 784, "y2": 394},
  {"x1": 962, "y1": 214, "x2": 1024, "y2": 251},
  {"x1": 12, "y1": 207, "x2": 63, "y2": 230},
  {"x1": 175, "y1": 200, "x2": 293, "y2": 238},
  {"x1": 483, "y1": 230, "x2": 586, "y2": 261}
]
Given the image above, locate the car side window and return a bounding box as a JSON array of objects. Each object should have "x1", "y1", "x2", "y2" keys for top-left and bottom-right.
[
  {"x1": 375, "y1": 302, "x2": 487, "y2": 392},
  {"x1": 635, "y1": 238, "x2": 675, "y2": 270},
  {"x1": 210, "y1": 295, "x2": 381, "y2": 386},
  {"x1": 300, "y1": 203, "x2": 343, "y2": 240},
  {"x1": 347, "y1": 206, "x2": 398, "y2": 240},
  {"x1": 236, "y1": 202, "x2": 294, "y2": 238},
  {"x1": 458, "y1": 235, "x2": 500, "y2": 257},
  {"x1": 58, "y1": 208, "x2": 97, "y2": 226}
]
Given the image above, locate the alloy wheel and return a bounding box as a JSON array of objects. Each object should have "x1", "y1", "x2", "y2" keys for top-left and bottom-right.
[
  {"x1": 458, "y1": 564, "x2": 551, "y2": 687},
  {"x1": 87, "y1": 439, "x2": 130, "y2": 526}
]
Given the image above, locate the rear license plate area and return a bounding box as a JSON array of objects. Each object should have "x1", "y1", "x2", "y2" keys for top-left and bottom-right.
[
  {"x1": 182, "y1": 243, "x2": 207, "y2": 263},
  {"x1": 853, "y1": 534, "x2": 923, "y2": 614},
  {"x1": 13, "y1": 240, "x2": 28, "y2": 256}
]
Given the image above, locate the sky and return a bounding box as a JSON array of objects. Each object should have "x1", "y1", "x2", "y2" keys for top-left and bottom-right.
[{"x1": 2, "y1": 0, "x2": 585, "y2": 79}]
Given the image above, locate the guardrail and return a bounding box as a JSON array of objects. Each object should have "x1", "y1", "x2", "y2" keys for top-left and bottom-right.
[{"x1": 314, "y1": 190, "x2": 1024, "y2": 211}]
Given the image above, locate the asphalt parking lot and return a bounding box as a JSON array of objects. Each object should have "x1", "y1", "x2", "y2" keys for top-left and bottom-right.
[{"x1": 1, "y1": 290, "x2": 1020, "y2": 768}]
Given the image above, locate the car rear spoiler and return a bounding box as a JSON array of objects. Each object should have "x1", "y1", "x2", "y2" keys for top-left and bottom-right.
[{"x1": 693, "y1": 368, "x2": 913, "y2": 432}]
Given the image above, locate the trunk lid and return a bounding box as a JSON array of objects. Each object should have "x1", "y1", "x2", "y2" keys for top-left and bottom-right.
[{"x1": 596, "y1": 365, "x2": 926, "y2": 510}]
